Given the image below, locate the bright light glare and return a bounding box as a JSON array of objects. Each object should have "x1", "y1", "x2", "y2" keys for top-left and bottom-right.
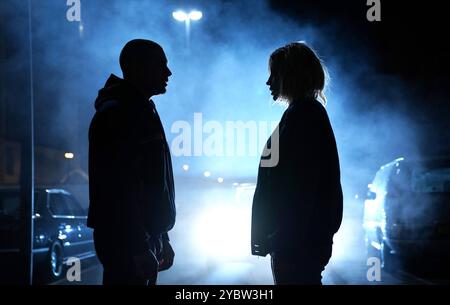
[
  {"x1": 172, "y1": 10, "x2": 202, "y2": 21},
  {"x1": 204, "y1": 171, "x2": 211, "y2": 178},
  {"x1": 188, "y1": 10, "x2": 203, "y2": 21},
  {"x1": 217, "y1": 177, "x2": 224, "y2": 183},
  {"x1": 64, "y1": 152, "x2": 74, "y2": 159},
  {"x1": 192, "y1": 205, "x2": 250, "y2": 260},
  {"x1": 182, "y1": 164, "x2": 189, "y2": 171},
  {"x1": 172, "y1": 10, "x2": 188, "y2": 22}
]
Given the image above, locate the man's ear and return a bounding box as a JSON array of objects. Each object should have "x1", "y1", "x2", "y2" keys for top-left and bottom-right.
[{"x1": 126, "y1": 62, "x2": 142, "y2": 79}]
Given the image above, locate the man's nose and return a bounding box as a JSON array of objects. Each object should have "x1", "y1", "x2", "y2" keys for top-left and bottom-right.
[{"x1": 167, "y1": 67, "x2": 172, "y2": 77}]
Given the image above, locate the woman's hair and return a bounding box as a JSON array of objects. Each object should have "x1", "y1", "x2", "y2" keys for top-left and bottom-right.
[{"x1": 269, "y1": 41, "x2": 329, "y2": 105}]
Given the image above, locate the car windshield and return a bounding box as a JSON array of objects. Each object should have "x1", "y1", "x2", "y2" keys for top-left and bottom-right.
[{"x1": 412, "y1": 166, "x2": 450, "y2": 193}]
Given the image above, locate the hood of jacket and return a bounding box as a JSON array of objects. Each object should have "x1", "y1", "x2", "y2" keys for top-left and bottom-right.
[{"x1": 94, "y1": 74, "x2": 147, "y2": 111}]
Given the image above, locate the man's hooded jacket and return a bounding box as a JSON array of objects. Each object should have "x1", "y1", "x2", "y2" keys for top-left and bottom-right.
[{"x1": 88, "y1": 74, "x2": 175, "y2": 254}]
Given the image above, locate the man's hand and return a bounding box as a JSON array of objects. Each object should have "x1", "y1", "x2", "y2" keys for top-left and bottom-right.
[
  {"x1": 133, "y1": 249, "x2": 159, "y2": 281},
  {"x1": 158, "y1": 240, "x2": 175, "y2": 271}
]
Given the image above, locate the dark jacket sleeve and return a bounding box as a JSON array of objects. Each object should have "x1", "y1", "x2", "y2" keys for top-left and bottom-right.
[
  {"x1": 88, "y1": 102, "x2": 150, "y2": 254},
  {"x1": 251, "y1": 102, "x2": 343, "y2": 255},
  {"x1": 318, "y1": 111, "x2": 343, "y2": 236},
  {"x1": 271, "y1": 106, "x2": 322, "y2": 242},
  {"x1": 276, "y1": 104, "x2": 343, "y2": 242},
  {"x1": 137, "y1": 128, "x2": 176, "y2": 236},
  {"x1": 251, "y1": 163, "x2": 275, "y2": 256}
]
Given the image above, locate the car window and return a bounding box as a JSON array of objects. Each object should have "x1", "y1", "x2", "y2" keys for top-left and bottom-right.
[
  {"x1": 389, "y1": 163, "x2": 413, "y2": 194},
  {"x1": 66, "y1": 195, "x2": 86, "y2": 217},
  {"x1": 49, "y1": 193, "x2": 72, "y2": 216},
  {"x1": 34, "y1": 191, "x2": 47, "y2": 214},
  {"x1": 412, "y1": 167, "x2": 450, "y2": 193},
  {"x1": 0, "y1": 190, "x2": 49, "y2": 218}
]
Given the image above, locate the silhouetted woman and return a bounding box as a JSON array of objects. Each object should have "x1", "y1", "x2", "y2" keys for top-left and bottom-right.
[{"x1": 251, "y1": 42, "x2": 343, "y2": 285}]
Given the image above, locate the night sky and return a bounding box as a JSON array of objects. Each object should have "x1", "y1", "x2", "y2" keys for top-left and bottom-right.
[
  {"x1": 271, "y1": 0, "x2": 449, "y2": 80},
  {"x1": 1, "y1": 0, "x2": 449, "y2": 167}
]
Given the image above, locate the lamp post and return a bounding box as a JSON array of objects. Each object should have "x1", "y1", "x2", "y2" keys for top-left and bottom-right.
[{"x1": 172, "y1": 10, "x2": 202, "y2": 50}]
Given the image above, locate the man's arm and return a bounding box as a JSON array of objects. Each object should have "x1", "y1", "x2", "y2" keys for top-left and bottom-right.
[
  {"x1": 139, "y1": 137, "x2": 175, "y2": 235},
  {"x1": 158, "y1": 235, "x2": 175, "y2": 271}
]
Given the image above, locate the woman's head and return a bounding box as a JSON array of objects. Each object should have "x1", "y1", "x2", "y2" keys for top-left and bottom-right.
[{"x1": 267, "y1": 42, "x2": 328, "y2": 104}]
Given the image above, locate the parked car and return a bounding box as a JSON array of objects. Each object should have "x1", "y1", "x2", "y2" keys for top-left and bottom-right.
[
  {"x1": 363, "y1": 157, "x2": 450, "y2": 270},
  {"x1": 0, "y1": 187, "x2": 95, "y2": 282}
]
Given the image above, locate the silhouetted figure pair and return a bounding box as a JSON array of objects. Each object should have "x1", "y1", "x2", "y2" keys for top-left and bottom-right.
[
  {"x1": 88, "y1": 39, "x2": 175, "y2": 285},
  {"x1": 88, "y1": 39, "x2": 342, "y2": 285},
  {"x1": 251, "y1": 42, "x2": 343, "y2": 285}
]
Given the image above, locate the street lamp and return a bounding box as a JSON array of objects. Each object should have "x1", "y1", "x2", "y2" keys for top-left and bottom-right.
[
  {"x1": 188, "y1": 11, "x2": 203, "y2": 21},
  {"x1": 172, "y1": 10, "x2": 203, "y2": 49}
]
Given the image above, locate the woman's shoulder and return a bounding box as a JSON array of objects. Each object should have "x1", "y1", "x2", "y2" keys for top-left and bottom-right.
[{"x1": 287, "y1": 98, "x2": 328, "y2": 121}]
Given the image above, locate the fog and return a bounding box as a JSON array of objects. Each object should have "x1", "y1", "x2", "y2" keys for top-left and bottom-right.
[{"x1": 1, "y1": 0, "x2": 442, "y2": 284}]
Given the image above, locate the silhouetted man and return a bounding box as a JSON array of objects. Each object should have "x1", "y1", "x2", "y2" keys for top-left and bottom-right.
[{"x1": 88, "y1": 39, "x2": 176, "y2": 285}]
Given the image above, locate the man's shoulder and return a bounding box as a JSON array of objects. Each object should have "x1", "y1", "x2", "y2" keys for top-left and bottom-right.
[
  {"x1": 89, "y1": 99, "x2": 125, "y2": 135},
  {"x1": 96, "y1": 99, "x2": 122, "y2": 113}
]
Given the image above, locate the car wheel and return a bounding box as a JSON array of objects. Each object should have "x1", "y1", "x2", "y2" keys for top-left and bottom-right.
[{"x1": 47, "y1": 241, "x2": 65, "y2": 280}]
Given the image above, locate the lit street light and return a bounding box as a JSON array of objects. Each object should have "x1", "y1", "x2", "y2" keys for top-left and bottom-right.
[
  {"x1": 172, "y1": 10, "x2": 203, "y2": 49},
  {"x1": 64, "y1": 152, "x2": 74, "y2": 159},
  {"x1": 188, "y1": 11, "x2": 203, "y2": 21}
]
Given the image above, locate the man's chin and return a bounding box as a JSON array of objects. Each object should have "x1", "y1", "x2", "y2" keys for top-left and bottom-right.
[{"x1": 154, "y1": 87, "x2": 167, "y2": 96}]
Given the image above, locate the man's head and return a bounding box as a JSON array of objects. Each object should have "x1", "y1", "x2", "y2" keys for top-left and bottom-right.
[{"x1": 119, "y1": 39, "x2": 172, "y2": 99}]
